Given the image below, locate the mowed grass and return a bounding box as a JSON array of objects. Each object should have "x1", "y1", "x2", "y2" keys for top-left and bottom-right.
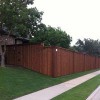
[
  {"x1": 52, "y1": 75, "x2": 100, "y2": 100},
  {"x1": 0, "y1": 67, "x2": 99, "y2": 100}
]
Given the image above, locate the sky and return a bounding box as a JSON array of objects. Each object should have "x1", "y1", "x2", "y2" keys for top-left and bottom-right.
[{"x1": 30, "y1": 0, "x2": 100, "y2": 45}]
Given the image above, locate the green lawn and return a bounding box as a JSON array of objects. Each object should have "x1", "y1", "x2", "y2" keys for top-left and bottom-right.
[
  {"x1": 52, "y1": 75, "x2": 100, "y2": 100},
  {"x1": 0, "y1": 67, "x2": 99, "y2": 100}
]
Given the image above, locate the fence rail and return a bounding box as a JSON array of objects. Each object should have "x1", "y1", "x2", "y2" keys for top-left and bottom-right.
[{"x1": 6, "y1": 44, "x2": 100, "y2": 77}]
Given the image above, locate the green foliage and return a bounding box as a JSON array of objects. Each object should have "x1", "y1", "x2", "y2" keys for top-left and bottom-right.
[
  {"x1": 0, "y1": 0, "x2": 72, "y2": 46},
  {"x1": 0, "y1": 0, "x2": 43, "y2": 38},
  {"x1": 31, "y1": 26, "x2": 72, "y2": 48},
  {"x1": 74, "y1": 38, "x2": 100, "y2": 56}
]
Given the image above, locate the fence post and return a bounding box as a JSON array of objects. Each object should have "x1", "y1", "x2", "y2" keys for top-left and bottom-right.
[
  {"x1": 73, "y1": 52, "x2": 74, "y2": 73},
  {"x1": 84, "y1": 54, "x2": 85, "y2": 71},
  {"x1": 52, "y1": 47, "x2": 57, "y2": 77}
]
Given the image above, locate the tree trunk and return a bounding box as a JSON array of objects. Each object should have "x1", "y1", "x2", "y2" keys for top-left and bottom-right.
[
  {"x1": 0, "y1": 45, "x2": 6, "y2": 67},
  {"x1": 1, "y1": 52, "x2": 5, "y2": 67}
]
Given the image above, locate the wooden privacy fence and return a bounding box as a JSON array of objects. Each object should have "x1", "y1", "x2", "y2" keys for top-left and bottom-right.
[{"x1": 6, "y1": 44, "x2": 100, "y2": 77}]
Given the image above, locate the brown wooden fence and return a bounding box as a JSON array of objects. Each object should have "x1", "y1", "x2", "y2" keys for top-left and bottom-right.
[{"x1": 6, "y1": 44, "x2": 100, "y2": 77}]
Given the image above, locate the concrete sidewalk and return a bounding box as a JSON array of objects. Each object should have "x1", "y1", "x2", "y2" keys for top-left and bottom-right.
[
  {"x1": 14, "y1": 70, "x2": 100, "y2": 100},
  {"x1": 86, "y1": 86, "x2": 100, "y2": 100}
]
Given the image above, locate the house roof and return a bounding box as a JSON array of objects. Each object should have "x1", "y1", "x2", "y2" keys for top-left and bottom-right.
[
  {"x1": 0, "y1": 29, "x2": 7, "y2": 34},
  {"x1": 15, "y1": 37, "x2": 29, "y2": 43},
  {"x1": 0, "y1": 29, "x2": 16, "y2": 37}
]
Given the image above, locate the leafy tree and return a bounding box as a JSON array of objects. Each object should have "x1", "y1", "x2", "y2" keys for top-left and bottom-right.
[
  {"x1": 0, "y1": 0, "x2": 43, "y2": 67},
  {"x1": 74, "y1": 38, "x2": 100, "y2": 56},
  {"x1": 31, "y1": 26, "x2": 72, "y2": 48},
  {"x1": 0, "y1": 0, "x2": 43, "y2": 37}
]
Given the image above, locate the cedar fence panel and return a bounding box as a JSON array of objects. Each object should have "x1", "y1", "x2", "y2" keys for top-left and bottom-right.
[
  {"x1": 6, "y1": 44, "x2": 100, "y2": 77},
  {"x1": 6, "y1": 44, "x2": 53, "y2": 76}
]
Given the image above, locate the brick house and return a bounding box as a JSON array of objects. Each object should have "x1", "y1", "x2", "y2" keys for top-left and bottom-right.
[
  {"x1": 0, "y1": 29, "x2": 29, "y2": 63},
  {"x1": 0, "y1": 29, "x2": 29, "y2": 44}
]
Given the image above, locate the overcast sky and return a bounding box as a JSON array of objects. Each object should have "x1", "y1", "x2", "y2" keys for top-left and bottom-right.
[{"x1": 30, "y1": 0, "x2": 100, "y2": 45}]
